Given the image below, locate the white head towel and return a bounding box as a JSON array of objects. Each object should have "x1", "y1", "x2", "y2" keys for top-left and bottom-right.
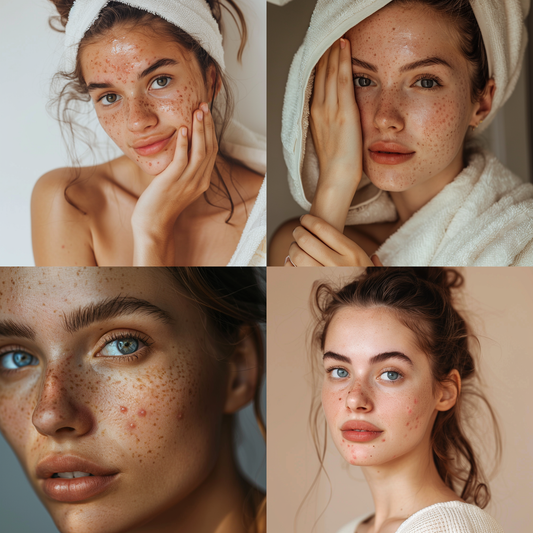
[
  {"x1": 281, "y1": 0, "x2": 530, "y2": 222},
  {"x1": 65, "y1": 0, "x2": 225, "y2": 71}
]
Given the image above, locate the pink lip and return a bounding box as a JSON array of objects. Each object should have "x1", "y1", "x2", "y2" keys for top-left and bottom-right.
[
  {"x1": 132, "y1": 132, "x2": 175, "y2": 156},
  {"x1": 340, "y1": 420, "x2": 383, "y2": 443},
  {"x1": 368, "y1": 141, "x2": 415, "y2": 166},
  {"x1": 36, "y1": 455, "x2": 119, "y2": 503}
]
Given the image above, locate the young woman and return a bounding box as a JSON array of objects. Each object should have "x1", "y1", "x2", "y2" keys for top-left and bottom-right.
[
  {"x1": 309, "y1": 268, "x2": 502, "y2": 532},
  {"x1": 270, "y1": 0, "x2": 533, "y2": 267},
  {"x1": 32, "y1": 0, "x2": 266, "y2": 267},
  {"x1": 0, "y1": 267, "x2": 265, "y2": 533}
]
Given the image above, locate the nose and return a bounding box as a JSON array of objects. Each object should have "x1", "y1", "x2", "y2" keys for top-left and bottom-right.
[
  {"x1": 373, "y1": 87, "x2": 405, "y2": 133},
  {"x1": 125, "y1": 96, "x2": 158, "y2": 132},
  {"x1": 346, "y1": 382, "x2": 373, "y2": 412},
  {"x1": 32, "y1": 363, "x2": 94, "y2": 439}
]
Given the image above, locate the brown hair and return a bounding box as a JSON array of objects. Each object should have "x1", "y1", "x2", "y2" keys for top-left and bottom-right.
[
  {"x1": 167, "y1": 267, "x2": 265, "y2": 533},
  {"x1": 307, "y1": 267, "x2": 501, "y2": 517},
  {"x1": 392, "y1": 0, "x2": 490, "y2": 103},
  {"x1": 48, "y1": 0, "x2": 248, "y2": 222}
]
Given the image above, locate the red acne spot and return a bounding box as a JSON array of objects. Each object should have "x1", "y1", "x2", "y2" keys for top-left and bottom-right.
[
  {"x1": 130, "y1": 423, "x2": 136, "y2": 429},
  {"x1": 406, "y1": 422, "x2": 410, "y2": 426},
  {"x1": 381, "y1": 439, "x2": 386, "y2": 442},
  {"x1": 120, "y1": 406, "x2": 128, "y2": 413},
  {"x1": 338, "y1": 398, "x2": 342, "y2": 401},
  {"x1": 61, "y1": 245, "x2": 65, "y2": 249},
  {"x1": 414, "y1": 398, "x2": 418, "y2": 404},
  {"x1": 408, "y1": 409, "x2": 412, "y2": 414},
  {"x1": 177, "y1": 412, "x2": 183, "y2": 420},
  {"x1": 138, "y1": 409, "x2": 146, "y2": 417}
]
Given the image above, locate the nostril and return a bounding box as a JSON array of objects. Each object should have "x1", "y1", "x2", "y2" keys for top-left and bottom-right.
[{"x1": 56, "y1": 427, "x2": 76, "y2": 433}]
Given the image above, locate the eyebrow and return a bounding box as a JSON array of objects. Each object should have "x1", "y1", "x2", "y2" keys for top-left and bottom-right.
[
  {"x1": 323, "y1": 351, "x2": 413, "y2": 366},
  {"x1": 351, "y1": 56, "x2": 452, "y2": 74},
  {"x1": 0, "y1": 320, "x2": 36, "y2": 341},
  {"x1": 87, "y1": 58, "x2": 179, "y2": 92},
  {"x1": 63, "y1": 296, "x2": 173, "y2": 334}
]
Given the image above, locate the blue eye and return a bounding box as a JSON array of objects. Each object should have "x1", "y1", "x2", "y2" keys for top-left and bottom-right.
[
  {"x1": 331, "y1": 368, "x2": 349, "y2": 379},
  {"x1": 100, "y1": 337, "x2": 140, "y2": 357},
  {"x1": 0, "y1": 351, "x2": 39, "y2": 370},
  {"x1": 381, "y1": 371, "x2": 401, "y2": 382}
]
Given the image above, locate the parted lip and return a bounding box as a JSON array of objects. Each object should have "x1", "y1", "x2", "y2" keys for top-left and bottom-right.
[
  {"x1": 368, "y1": 141, "x2": 414, "y2": 154},
  {"x1": 131, "y1": 131, "x2": 175, "y2": 149},
  {"x1": 36, "y1": 455, "x2": 118, "y2": 479},
  {"x1": 340, "y1": 420, "x2": 383, "y2": 432}
]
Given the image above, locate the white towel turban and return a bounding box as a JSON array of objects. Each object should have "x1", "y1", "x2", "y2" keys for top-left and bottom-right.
[
  {"x1": 281, "y1": 0, "x2": 530, "y2": 220},
  {"x1": 64, "y1": 0, "x2": 225, "y2": 71}
]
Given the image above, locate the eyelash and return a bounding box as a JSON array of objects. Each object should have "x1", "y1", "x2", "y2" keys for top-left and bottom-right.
[
  {"x1": 352, "y1": 73, "x2": 443, "y2": 90},
  {"x1": 97, "y1": 331, "x2": 153, "y2": 361},
  {"x1": 97, "y1": 75, "x2": 173, "y2": 107},
  {"x1": 325, "y1": 366, "x2": 405, "y2": 383}
]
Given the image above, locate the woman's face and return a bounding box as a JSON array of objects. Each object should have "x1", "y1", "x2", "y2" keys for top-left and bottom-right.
[
  {"x1": 345, "y1": 3, "x2": 479, "y2": 191},
  {"x1": 322, "y1": 306, "x2": 442, "y2": 467},
  {"x1": 0, "y1": 269, "x2": 228, "y2": 533},
  {"x1": 81, "y1": 25, "x2": 212, "y2": 176}
]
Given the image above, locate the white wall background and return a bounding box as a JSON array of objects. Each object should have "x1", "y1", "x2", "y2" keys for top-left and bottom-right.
[{"x1": 0, "y1": 0, "x2": 266, "y2": 266}]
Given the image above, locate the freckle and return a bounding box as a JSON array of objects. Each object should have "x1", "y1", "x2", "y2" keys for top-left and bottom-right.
[
  {"x1": 120, "y1": 406, "x2": 127, "y2": 413},
  {"x1": 338, "y1": 398, "x2": 341, "y2": 401}
]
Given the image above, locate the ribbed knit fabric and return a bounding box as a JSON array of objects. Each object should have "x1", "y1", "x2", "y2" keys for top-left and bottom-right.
[
  {"x1": 337, "y1": 502, "x2": 505, "y2": 533},
  {"x1": 64, "y1": 0, "x2": 225, "y2": 71},
  {"x1": 281, "y1": 0, "x2": 530, "y2": 223}
]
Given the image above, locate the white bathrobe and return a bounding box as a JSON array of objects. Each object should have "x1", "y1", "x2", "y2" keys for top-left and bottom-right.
[{"x1": 373, "y1": 151, "x2": 533, "y2": 266}]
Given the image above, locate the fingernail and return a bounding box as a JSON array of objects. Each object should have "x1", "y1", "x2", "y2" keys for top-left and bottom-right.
[
  {"x1": 284, "y1": 255, "x2": 290, "y2": 266},
  {"x1": 340, "y1": 38, "x2": 346, "y2": 50},
  {"x1": 201, "y1": 103, "x2": 209, "y2": 113},
  {"x1": 299, "y1": 214, "x2": 305, "y2": 223},
  {"x1": 181, "y1": 127, "x2": 187, "y2": 137},
  {"x1": 197, "y1": 110, "x2": 204, "y2": 121}
]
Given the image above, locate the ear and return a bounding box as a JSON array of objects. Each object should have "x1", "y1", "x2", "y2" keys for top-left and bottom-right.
[
  {"x1": 207, "y1": 64, "x2": 222, "y2": 102},
  {"x1": 470, "y1": 78, "x2": 496, "y2": 128},
  {"x1": 223, "y1": 324, "x2": 262, "y2": 414},
  {"x1": 435, "y1": 369, "x2": 461, "y2": 412}
]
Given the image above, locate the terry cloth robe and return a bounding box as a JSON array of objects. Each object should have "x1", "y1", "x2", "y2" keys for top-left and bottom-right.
[{"x1": 373, "y1": 151, "x2": 533, "y2": 266}]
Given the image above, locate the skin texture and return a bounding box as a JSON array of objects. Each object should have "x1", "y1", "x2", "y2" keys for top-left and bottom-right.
[
  {"x1": 32, "y1": 24, "x2": 263, "y2": 267},
  {"x1": 322, "y1": 306, "x2": 461, "y2": 533},
  {"x1": 269, "y1": 3, "x2": 494, "y2": 266},
  {"x1": 0, "y1": 268, "x2": 259, "y2": 533}
]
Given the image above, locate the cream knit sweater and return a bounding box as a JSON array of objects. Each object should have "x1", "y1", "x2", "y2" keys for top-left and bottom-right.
[{"x1": 336, "y1": 502, "x2": 504, "y2": 533}]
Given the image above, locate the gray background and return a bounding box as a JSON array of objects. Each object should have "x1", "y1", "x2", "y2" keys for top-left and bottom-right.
[{"x1": 267, "y1": 0, "x2": 532, "y2": 245}]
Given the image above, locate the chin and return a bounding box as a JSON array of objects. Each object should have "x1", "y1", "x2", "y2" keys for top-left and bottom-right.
[
  {"x1": 131, "y1": 153, "x2": 173, "y2": 176},
  {"x1": 364, "y1": 163, "x2": 419, "y2": 192}
]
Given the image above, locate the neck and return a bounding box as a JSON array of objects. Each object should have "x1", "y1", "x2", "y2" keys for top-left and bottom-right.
[
  {"x1": 361, "y1": 423, "x2": 461, "y2": 531},
  {"x1": 130, "y1": 420, "x2": 257, "y2": 533},
  {"x1": 388, "y1": 148, "x2": 465, "y2": 224}
]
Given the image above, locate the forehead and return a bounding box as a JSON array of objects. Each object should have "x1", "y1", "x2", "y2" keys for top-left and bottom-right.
[
  {"x1": 345, "y1": 3, "x2": 465, "y2": 68},
  {"x1": 325, "y1": 306, "x2": 420, "y2": 358},
  {"x1": 79, "y1": 25, "x2": 195, "y2": 80},
  {"x1": 0, "y1": 268, "x2": 190, "y2": 324}
]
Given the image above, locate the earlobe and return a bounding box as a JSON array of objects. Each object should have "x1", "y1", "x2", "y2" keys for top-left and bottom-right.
[
  {"x1": 435, "y1": 369, "x2": 461, "y2": 412},
  {"x1": 223, "y1": 325, "x2": 262, "y2": 414}
]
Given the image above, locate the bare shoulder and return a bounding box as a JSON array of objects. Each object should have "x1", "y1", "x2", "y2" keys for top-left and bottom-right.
[
  {"x1": 230, "y1": 162, "x2": 264, "y2": 205},
  {"x1": 268, "y1": 217, "x2": 301, "y2": 266},
  {"x1": 31, "y1": 167, "x2": 102, "y2": 266}
]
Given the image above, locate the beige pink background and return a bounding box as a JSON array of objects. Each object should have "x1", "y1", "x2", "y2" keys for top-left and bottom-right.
[{"x1": 267, "y1": 267, "x2": 533, "y2": 533}]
